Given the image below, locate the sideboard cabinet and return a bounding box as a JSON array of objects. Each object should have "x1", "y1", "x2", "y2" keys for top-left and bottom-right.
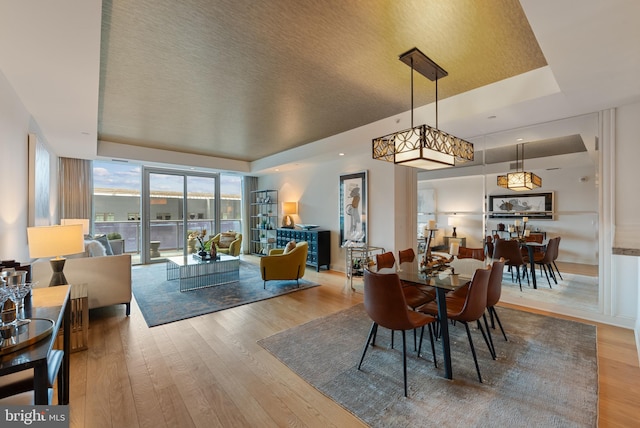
[{"x1": 276, "y1": 228, "x2": 330, "y2": 271}]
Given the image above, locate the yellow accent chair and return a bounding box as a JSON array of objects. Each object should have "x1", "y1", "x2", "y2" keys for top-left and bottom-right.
[
  {"x1": 209, "y1": 232, "x2": 242, "y2": 256},
  {"x1": 260, "y1": 241, "x2": 308, "y2": 288}
]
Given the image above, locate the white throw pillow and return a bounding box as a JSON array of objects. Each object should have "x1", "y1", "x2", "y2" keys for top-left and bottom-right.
[{"x1": 85, "y1": 240, "x2": 107, "y2": 257}]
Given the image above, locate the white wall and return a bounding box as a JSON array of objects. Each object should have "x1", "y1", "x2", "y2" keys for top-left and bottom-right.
[{"x1": 0, "y1": 70, "x2": 31, "y2": 261}]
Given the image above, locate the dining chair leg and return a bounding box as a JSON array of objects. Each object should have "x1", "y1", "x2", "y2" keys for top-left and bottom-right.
[
  {"x1": 418, "y1": 325, "x2": 437, "y2": 368},
  {"x1": 402, "y1": 330, "x2": 408, "y2": 397},
  {"x1": 482, "y1": 313, "x2": 496, "y2": 359},
  {"x1": 541, "y1": 264, "x2": 552, "y2": 287},
  {"x1": 489, "y1": 306, "x2": 508, "y2": 342},
  {"x1": 463, "y1": 322, "x2": 483, "y2": 383},
  {"x1": 547, "y1": 263, "x2": 557, "y2": 284},
  {"x1": 358, "y1": 323, "x2": 378, "y2": 370},
  {"x1": 552, "y1": 261, "x2": 563, "y2": 280},
  {"x1": 391, "y1": 330, "x2": 395, "y2": 349}
]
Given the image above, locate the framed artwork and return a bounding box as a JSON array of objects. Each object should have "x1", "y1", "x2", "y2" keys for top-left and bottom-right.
[
  {"x1": 28, "y1": 133, "x2": 51, "y2": 226},
  {"x1": 489, "y1": 192, "x2": 554, "y2": 219},
  {"x1": 339, "y1": 171, "x2": 367, "y2": 244}
]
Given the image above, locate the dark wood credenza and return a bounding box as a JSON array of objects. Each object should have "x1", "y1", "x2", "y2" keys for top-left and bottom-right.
[{"x1": 276, "y1": 228, "x2": 330, "y2": 271}]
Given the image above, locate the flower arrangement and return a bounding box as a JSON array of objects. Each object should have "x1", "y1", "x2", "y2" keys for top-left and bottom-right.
[{"x1": 189, "y1": 229, "x2": 208, "y2": 253}]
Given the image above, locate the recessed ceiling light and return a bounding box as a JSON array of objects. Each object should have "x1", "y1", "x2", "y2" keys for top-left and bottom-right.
[
  {"x1": 275, "y1": 168, "x2": 280, "y2": 171},
  {"x1": 339, "y1": 153, "x2": 345, "y2": 156},
  {"x1": 516, "y1": 138, "x2": 523, "y2": 141}
]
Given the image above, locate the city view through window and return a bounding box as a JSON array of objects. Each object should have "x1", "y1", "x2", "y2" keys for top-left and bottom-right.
[{"x1": 93, "y1": 161, "x2": 243, "y2": 262}]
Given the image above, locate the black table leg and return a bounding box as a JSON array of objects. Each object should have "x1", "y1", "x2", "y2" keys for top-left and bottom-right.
[
  {"x1": 526, "y1": 245, "x2": 537, "y2": 289},
  {"x1": 435, "y1": 287, "x2": 452, "y2": 379},
  {"x1": 33, "y1": 363, "x2": 48, "y2": 404}
]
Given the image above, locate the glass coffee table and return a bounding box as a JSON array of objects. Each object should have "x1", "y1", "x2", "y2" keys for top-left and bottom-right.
[{"x1": 166, "y1": 254, "x2": 240, "y2": 292}]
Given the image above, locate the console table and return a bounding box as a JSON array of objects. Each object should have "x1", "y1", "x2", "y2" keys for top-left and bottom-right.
[
  {"x1": 0, "y1": 286, "x2": 71, "y2": 405},
  {"x1": 276, "y1": 228, "x2": 330, "y2": 271}
]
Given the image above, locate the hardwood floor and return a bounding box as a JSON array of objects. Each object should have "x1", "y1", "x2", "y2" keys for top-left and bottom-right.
[{"x1": 65, "y1": 256, "x2": 638, "y2": 427}]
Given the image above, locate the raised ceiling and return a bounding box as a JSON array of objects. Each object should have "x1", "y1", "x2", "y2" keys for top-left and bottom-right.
[
  {"x1": 2, "y1": 1, "x2": 640, "y2": 171},
  {"x1": 98, "y1": 0, "x2": 546, "y2": 162}
]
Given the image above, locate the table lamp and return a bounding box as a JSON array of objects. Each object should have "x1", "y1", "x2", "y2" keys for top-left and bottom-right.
[
  {"x1": 27, "y1": 224, "x2": 84, "y2": 286},
  {"x1": 448, "y1": 216, "x2": 457, "y2": 237},
  {"x1": 281, "y1": 201, "x2": 298, "y2": 229}
]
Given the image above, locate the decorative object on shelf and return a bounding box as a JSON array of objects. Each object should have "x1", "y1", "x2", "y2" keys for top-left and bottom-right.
[
  {"x1": 27, "y1": 224, "x2": 85, "y2": 286},
  {"x1": 282, "y1": 201, "x2": 297, "y2": 229},
  {"x1": 339, "y1": 171, "x2": 367, "y2": 245},
  {"x1": 497, "y1": 143, "x2": 542, "y2": 191},
  {"x1": 498, "y1": 223, "x2": 505, "y2": 231},
  {"x1": 295, "y1": 224, "x2": 319, "y2": 230},
  {"x1": 372, "y1": 47, "x2": 474, "y2": 170}
]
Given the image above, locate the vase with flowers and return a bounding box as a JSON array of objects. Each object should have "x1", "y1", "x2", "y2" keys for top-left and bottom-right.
[{"x1": 190, "y1": 229, "x2": 208, "y2": 258}]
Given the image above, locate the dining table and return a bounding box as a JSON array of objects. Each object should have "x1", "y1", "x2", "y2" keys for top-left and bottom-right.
[
  {"x1": 0, "y1": 285, "x2": 71, "y2": 404},
  {"x1": 397, "y1": 270, "x2": 467, "y2": 380}
]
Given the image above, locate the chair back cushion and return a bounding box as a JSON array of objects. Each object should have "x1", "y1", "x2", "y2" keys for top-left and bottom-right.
[
  {"x1": 486, "y1": 259, "x2": 505, "y2": 307},
  {"x1": 398, "y1": 248, "x2": 416, "y2": 264},
  {"x1": 363, "y1": 269, "x2": 414, "y2": 331},
  {"x1": 375, "y1": 252, "x2": 396, "y2": 271},
  {"x1": 451, "y1": 268, "x2": 491, "y2": 322},
  {"x1": 493, "y1": 239, "x2": 524, "y2": 266}
]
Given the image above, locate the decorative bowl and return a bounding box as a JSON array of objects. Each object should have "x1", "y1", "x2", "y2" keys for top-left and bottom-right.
[{"x1": 295, "y1": 224, "x2": 319, "y2": 230}]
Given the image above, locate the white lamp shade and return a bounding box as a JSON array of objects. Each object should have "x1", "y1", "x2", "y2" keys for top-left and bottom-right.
[
  {"x1": 448, "y1": 217, "x2": 456, "y2": 226},
  {"x1": 61, "y1": 218, "x2": 90, "y2": 235},
  {"x1": 282, "y1": 201, "x2": 298, "y2": 215},
  {"x1": 27, "y1": 224, "x2": 85, "y2": 259}
]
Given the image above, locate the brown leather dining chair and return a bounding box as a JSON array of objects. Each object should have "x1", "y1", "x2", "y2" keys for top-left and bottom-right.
[
  {"x1": 532, "y1": 237, "x2": 560, "y2": 288},
  {"x1": 376, "y1": 251, "x2": 435, "y2": 351},
  {"x1": 419, "y1": 267, "x2": 492, "y2": 383},
  {"x1": 492, "y1": 238, "x2": 529, "y2": 291},
  {"x1": 358, "y1": 269, "x2": 438, "y2": 397},
  {"x1": 484, "y1": 259, "x2": 507, "y2": 357}
]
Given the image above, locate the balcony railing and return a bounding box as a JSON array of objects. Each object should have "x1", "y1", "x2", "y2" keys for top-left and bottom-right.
[{"x1": 94, "y1": 219, "x2": 242, "y2": 254}]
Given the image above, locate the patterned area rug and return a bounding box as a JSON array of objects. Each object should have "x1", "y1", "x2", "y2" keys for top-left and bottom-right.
[
  {"x1": 132, "y1": 261, "x2": 319, "y2": 327},
  {"x1": 259, "y1": 304, "x2": 597, "y2": 428}
]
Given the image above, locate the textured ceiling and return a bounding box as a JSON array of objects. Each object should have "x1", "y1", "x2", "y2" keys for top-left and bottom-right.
[{"x1": 98, "y1": 0, "x2": 546, "y2": 162}]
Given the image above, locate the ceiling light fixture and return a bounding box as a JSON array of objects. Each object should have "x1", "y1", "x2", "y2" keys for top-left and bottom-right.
[
  {"x1": 372, "y1": 48, "x2": 474, "y2": 170},
  {"x1": 497, "y1": 143, "x2": 542, "y2": 191}
]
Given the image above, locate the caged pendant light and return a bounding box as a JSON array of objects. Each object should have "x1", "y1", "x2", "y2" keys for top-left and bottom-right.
[
  {"x1": 372, "y1": 47, "x2": 474, "y2": 170},
  {"x1": 497, "y1": 143, "x2": 542, "y2": 191}
]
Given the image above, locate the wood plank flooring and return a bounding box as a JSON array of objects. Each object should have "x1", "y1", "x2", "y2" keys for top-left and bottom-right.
[{"x1": 64, "y1": 256, "x2": 638, "y2": 427}]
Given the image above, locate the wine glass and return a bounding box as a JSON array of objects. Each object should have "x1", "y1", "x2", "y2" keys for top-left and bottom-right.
[
  {"x1": 0, "y1": 286, "x2": 11, "y2": 326},
  {"x1": 8, "y1": 282, "x2": 34, "y2": 324}
]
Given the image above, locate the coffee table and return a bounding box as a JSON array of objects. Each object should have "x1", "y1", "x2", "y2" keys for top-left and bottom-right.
[{"x1": 166, "y1": 254, "x2": 240, "y2": 292}]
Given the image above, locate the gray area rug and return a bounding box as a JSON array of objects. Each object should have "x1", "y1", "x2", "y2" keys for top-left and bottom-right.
[
  {"x1": 132, "y1": 261, "x2": 319, "y2": 327},
  {"x1": 258, "y1": 304, "x2": 597, "y2": 427}
]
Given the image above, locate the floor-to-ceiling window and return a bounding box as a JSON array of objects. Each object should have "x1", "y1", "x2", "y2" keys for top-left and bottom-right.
[{"x1": 93, "y1": 161, "x2": 243, "y2": 264}]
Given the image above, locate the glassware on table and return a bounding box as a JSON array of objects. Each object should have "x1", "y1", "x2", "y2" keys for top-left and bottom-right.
[{"x1": 7, "y1": 282, "x2": 34, "y2": 325}]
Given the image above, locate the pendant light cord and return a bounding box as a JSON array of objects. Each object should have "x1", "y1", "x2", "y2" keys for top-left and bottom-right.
[{"x1": 410, "y1": 58, "x2": 414, "y2": 128}]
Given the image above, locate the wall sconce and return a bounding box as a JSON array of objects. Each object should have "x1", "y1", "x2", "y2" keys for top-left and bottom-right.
[
  {"x1": 282, "y1": 202, "x2": 298, "y2": 229},
  {"x1": 27, "y1": 224, "x2": 84, "y2": 286}
]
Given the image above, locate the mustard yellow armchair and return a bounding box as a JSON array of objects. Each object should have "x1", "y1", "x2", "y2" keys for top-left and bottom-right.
[
  {"x1": 260, "y1": 241, "x2": 308, "y2": 288},
  {"x1": 208, "y1": 232, "x2": 242, "y2": 256}
]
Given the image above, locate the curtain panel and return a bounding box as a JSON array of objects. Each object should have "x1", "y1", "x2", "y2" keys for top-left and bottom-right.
[{"x1": 59, "y1": 157, "x2": 93, "y2": 221}]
